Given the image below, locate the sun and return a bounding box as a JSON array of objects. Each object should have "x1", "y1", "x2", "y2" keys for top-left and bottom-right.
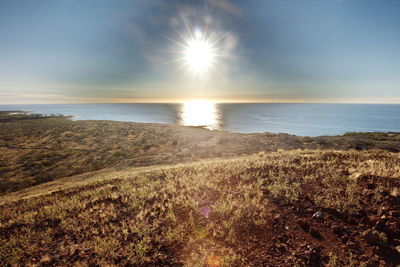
[
  {"x1": 183, "y1": 34, "x2": 216, "y2": 74},
  {"x1": 168, "y1": 21, "x2": 227, "y2": 78},
  {"x1": 167, "y1": 13, "x2": 236, "y2": 78}
]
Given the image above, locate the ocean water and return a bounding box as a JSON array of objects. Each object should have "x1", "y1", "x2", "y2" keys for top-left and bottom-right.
[{"x1": 1, "y1": 103, "x2": 400, "y2": 136}]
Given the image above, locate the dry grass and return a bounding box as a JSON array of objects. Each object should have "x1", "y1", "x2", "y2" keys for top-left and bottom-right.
[
  {"x1": 1, "y1": 150, "x2": 399, "y2": 266},
  {"x1": 2, "y1": 115, "x2": 400, "y2": 195}
]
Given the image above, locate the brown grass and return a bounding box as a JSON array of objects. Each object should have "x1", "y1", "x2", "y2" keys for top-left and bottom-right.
[
  {"x1": 1, "y1": 150, "x2": 399, "y2": 266},
  {"x1": 1, "y1": 115, "x2": 400, "y2": 195}
]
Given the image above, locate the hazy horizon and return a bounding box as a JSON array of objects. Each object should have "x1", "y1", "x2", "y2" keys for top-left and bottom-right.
[{"x1": 2, "y1": 99, "x2": 400, "y2": 105}]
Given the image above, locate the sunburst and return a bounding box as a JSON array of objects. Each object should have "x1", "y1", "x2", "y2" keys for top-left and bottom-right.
[
  {"x1": 168, "y1": 15, "x2": 230, "y2": 78},
  {"x1": 183, "y1": 31, "x2": 216, "y2": 74}
]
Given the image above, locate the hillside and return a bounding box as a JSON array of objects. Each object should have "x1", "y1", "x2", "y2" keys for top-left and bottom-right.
[
  {"x1": 1, "y1": 112, "x2": 400, "y2": 266},
  {"x1": 1, "y1": 111, "x2": 400, "y2": 194},
  {"x1": 0, "y1": 150, "x2": 399, "y2": 266}
]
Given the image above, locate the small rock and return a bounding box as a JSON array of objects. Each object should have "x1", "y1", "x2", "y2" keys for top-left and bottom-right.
[
  {"x1": 312, "y1": 211, "x2": 324, "y2": 220},
  {"x1": 362, "y1": 229, "x2": 387, "y2": 246}
]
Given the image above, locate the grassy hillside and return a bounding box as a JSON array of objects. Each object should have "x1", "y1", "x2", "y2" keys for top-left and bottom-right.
[
  {"x1": 1, "y1": 150, "x2": 399, "y2": 266},
  {"x1": 1, "y1": 112, "x2": 400, "y2": 194}
]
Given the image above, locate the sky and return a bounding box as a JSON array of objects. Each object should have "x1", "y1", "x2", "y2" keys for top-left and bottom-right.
[{"x1": 0, "y1": 0, "x2": 399, "y2": 104}]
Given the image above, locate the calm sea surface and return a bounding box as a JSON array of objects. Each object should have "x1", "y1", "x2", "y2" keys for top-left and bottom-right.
[{"x1": 1, "y1": 103, "x2": 400, "y2": 136}]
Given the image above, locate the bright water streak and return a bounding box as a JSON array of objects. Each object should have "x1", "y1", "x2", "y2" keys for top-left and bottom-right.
[{"x1": 179, "y1": 101, "x2": 221, "y2": 130}]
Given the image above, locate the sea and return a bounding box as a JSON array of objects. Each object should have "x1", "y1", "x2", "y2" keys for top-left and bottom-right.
[{"x1": 1, "y1": 103, "x2": 400, "y2": 137}]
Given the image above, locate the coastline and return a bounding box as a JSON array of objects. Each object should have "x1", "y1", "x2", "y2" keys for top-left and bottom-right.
[{"x1": 2, "y1": 103, "x2": 400, "y2": 136}]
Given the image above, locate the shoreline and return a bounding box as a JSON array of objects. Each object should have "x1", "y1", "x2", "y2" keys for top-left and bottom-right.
[{"x1": 0, "y1": 109, "x2": 399, "y2": 137}]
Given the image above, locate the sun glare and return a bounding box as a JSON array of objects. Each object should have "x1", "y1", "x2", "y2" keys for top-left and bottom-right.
[
  {"x1": 168, "y1": 15, "x2": 232, "y2": 78},
  {"x1": 180, "y1": 100, "x2": 220, "y2": 130},
  {"x1": 183, "y1": 36, "x2": 216, "y2": 74}
]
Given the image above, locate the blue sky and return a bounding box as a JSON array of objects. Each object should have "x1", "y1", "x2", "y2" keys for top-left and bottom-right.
[{"x1": 0, "y1": 0, "x2": 399, "y2": 103}]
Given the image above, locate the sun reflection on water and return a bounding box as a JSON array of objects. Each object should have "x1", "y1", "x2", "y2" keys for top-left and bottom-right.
[{"x1": 179, "y1": 100, "x2": 221, "y2": 130}]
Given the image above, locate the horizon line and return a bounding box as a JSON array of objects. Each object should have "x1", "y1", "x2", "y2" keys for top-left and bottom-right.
[
  {"x1": 2, "y1": 100, "x2": 400, "y2": 105},
  {"x1": 2, "y1": 94, "x2": 400, "y2": 104}
]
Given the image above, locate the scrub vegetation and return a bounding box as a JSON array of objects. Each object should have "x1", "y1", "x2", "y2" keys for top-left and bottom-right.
[
  {"x1": 0, "y1": 112, "x2": 399, "y2": 266},
  {"x1": 0, "y1": 150, "x2": 399, "y2": 266},
  {"x1": 1, "y1": 112, "x2": 400, "y2": 194}
]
